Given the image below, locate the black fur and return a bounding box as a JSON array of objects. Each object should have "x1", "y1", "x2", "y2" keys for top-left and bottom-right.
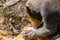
[{"x1": 26, "y1": 0, "x2": 60, "y2": 37}]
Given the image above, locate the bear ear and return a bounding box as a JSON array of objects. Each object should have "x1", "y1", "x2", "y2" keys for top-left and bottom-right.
[{"x1": 26, "y1": 1, "x2": 33, "y2": 9}]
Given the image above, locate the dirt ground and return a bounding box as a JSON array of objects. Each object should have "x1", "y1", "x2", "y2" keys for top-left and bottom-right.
[{"x1": 0, "y1": 0, "x2": 31, "y2": 40}]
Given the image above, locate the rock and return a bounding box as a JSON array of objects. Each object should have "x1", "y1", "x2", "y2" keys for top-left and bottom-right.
[
  {"x1": 14, "y1": 33, "x2": 25, "y2": 40},
  {"x1": 0, "y1": 30, "x2": 10, "y2": 36},
  {"x1": 0, "y1": 35, "x2": 13, "y2": 40},
  {"x1": 0, "y1": 36, "x2": 3, "y2": 40},
  {"x1": 0, "y1": 14, "x2": 4, "y2": 23},
  {"x1": 3, "y1": 37, "x2": 13, "y2": 40}
]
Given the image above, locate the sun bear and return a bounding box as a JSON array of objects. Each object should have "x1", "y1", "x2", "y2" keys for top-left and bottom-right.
[
  {"x1": 2, "y1": 0, "x2": 60, "y2": 40},
  {"x1": 22, "y1": 0, "x2": 60, "y2": 39}
]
